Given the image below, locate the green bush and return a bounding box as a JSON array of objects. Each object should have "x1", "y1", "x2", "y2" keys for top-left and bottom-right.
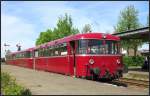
[
  {"x1": 123, "y1": 56, "x2": 145, "y2": 67},
  {"x1": 1, "y1": 72, "x2": 32, "y2": 95}
]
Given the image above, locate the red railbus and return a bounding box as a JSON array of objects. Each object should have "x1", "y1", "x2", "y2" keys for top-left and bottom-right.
[
  {"x1": 5, "y1": 48, "x2": 34, "y2": 69},
  {"x1": 6, "y1": 33, "x2": 124, "y2": 80}
]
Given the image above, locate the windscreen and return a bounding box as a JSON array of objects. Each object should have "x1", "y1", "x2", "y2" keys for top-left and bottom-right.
[{"x1": 77, "y1": 39, "x2": 120, "y2": 54}]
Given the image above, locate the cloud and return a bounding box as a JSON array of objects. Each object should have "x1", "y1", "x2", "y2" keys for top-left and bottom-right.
[
  {"x1": 1, "y1": 1, "x2": 148, "y2": 57},
  {"x1": 31, "y1": 2, "x2": 116, "y2": 33},
  {"x1": 1, "y1": 14, "x2": 37, "y2": 57}
]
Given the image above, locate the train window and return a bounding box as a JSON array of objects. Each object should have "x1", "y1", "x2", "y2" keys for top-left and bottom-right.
[
  {"x1": 42, "y1": 48, "x2": 45, "y2": 57},
  {"x1": 21, "y1": 53, "x2": 23, "y2": 58},
  {"x1": 105, "y1": 41, "x2": 119, "y2": 54},
  {"x1": 40, "y1": 49, "x2": 42, "y2": 56},
  {"x1": 77, "y1": 40, "x2": 88, "y2": 54},
  {"x1": 43, "y1": 48, "x2": 45, "y2": 56},
  {"x1": 77, "y1": 39, "x2": 103, "y2": 54},
  {"x1": 26, "y1": 51, "x2": 31, "y2": 58},
  {"x1": 88, "y1": 40, "x2": 103, "y2": 54},
  {"x1": 44, "y1": 48, "x2": 49, "y2": 56},
  {"x1": 43, "y1": 48, "x2": 46, "y2": 56},
  {"x1": 24, "y1": 52, "x2": 26, "y2": 58},
  {"x1": 30, "y1": 52, "x2": 33, "y2": 57},
  {"x1": 16, "y1": 54, "x2": 18, "y2": 58},
  {"x1": 53, "y1": 45, "x2": 59, "y2": 56},
  {"x1": 47, "y1": 47, "x2": 51, "y2": 56},
  {"x1": 35, "y1": 50, "x2": 38, "y2": 57},
  {"x1": 77, "y1": 39, "x2": 120, "y2": 54},
  {"x1": 39, "y1": 43, "x2": 67, "y2": 57},
  {"x1": 51, "y1": 47, "x2": 55, "y2": 56},
  {"x1": 39, "y1": 49, "x2": 42, "y2": 57},
  {"x1": 60, "y1": 43, "x2": 67, "y2": 56},
  {"x1": 55, "y1": 50, "x2": 59, "y2": 56}
]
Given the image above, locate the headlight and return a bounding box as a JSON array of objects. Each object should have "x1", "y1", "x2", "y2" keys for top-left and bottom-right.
[
  {"x1": 117, "y1": 59, "x2": 120, "y2": 64},
  {"x1": 89, "y1": 59, "x2": 94, "y2": 65}
]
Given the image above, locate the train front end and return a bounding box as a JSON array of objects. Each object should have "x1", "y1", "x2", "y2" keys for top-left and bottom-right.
[{"x1": 75, "y1": 33, "x2": 124, "y2": 80}]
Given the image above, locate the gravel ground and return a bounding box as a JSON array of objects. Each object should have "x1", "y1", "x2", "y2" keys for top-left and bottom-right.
[{"x1": 1, "y1": 64, "x2": 149, "y2": 95}]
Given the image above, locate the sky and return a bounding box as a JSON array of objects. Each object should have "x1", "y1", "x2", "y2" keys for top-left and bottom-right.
[{"x1": 1, "y1": 1, "x2": 149, "y2": 57}]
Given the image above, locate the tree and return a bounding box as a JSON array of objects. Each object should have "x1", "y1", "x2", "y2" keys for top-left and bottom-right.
[
  {"x1": 54, "y1": 13, "x2": 79, "y2": 39},
  {"x1": 35, "y1": 13, "x2": 79, "y2": 46},
  {"x1": 82, "y1": 24, "x2": 92, "y2": 34},
  {"x1": 36, "y1": 29, "x2": 53, "y2": 45},
  {"x1": 114, "y1": 5, "x2": 143, "y2": 56}
]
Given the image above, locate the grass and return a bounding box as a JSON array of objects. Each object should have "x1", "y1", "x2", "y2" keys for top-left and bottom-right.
[{"x1": 1, "y1": 71, "x2": 32, "y2": 95}]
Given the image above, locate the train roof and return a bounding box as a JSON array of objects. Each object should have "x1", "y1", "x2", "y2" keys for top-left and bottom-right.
[
  {"x1": 34, "y1": 33, "x2": 120, "y2": 49},
  {"x1": 8, "y1": 47, "x2": 35, "y2": 55},
  {"x1": 8, "y1": 33, "x2": 120, "y2": 54}
]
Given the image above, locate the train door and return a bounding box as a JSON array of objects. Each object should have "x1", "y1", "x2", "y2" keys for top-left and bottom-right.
[
  {"x1": 69, "y1": 41, "x2": 76, "y2": 76},
  {"x1": 33, "y1": 50, "x2": 38, "y2": 70}
]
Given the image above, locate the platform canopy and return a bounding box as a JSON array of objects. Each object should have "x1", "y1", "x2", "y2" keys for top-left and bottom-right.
[
  {"x1": 112, "y1": 27, "x2": 150, "y2": 65},
  {"x1": 112, "y1": 27, "x2": 149, "y2": 42}
]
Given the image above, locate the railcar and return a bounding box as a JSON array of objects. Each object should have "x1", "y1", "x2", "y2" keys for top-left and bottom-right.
[
  {"x1": 5, "y1": 33, "x2": 124, "y2": 80},
  {"x1": 5, "y1": 48, "x2": 34, "y2": 69}
]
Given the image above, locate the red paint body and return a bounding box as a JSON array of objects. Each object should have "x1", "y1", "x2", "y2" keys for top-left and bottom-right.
[
  {"x1": 75, "y1": 55, "x2": 123, "y2": 77},
  {"x1": 5, "y1": 33, "x2": 124, "y2": 80},
  {"x1": 14, "y1": 58, "x2": 33, "y2": 69}
]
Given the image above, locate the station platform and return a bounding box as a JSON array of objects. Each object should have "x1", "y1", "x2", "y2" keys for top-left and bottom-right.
[{"x1": 123, "y1": 71, "x2": 149, "y2": 81}]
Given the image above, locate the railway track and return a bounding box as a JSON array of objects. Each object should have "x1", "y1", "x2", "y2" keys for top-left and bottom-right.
[
  {"x1": 98, "y1": 78, "x2": 149, "y2": 88},
  {"x1": 116, "y1": 78, "x2": 149, "y2": 88}
]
